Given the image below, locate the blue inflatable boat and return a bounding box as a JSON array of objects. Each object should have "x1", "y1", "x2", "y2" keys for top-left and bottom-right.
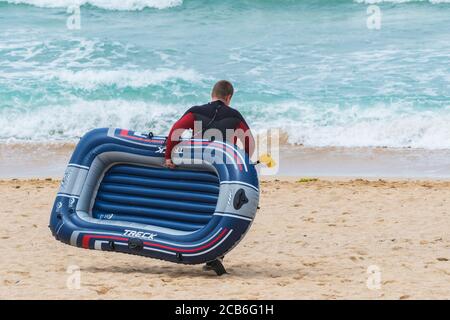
[{"x1": 49, "y1": 128, "x2": 259, "y2": 274}]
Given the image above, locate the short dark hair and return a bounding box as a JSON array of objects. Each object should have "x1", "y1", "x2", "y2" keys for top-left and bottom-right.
[{"x1": 212, "y1": 80, "x2": 234, "y2": 99}]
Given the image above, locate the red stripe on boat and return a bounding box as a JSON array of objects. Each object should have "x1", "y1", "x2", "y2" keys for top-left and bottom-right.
[
  {"x1": 81, "y1": 235, "x2": 128, "y2": 249},
  {"x1": 81, "y1": 228, "x2": 228, "y2": 253},
  {"x1": 143, "y1": 228, "x2": 229, "y2": 253},
  {"x1": 118, "y1": 129, "x2": 165, "y2": 144}
]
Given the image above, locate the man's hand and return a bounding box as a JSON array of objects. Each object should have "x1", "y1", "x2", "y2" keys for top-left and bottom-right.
[{"x1": 165, "y1": 159, "x2": 176, "y2": 169}]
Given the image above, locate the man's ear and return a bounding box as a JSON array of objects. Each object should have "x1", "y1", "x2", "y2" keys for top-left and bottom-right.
[{"x1": 226, "y1": 94, "x2": 233, "y2": 105}]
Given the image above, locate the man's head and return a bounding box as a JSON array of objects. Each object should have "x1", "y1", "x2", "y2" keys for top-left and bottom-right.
[{"x1": 211, "y1": 80, "x2": 234, "y2": 106}]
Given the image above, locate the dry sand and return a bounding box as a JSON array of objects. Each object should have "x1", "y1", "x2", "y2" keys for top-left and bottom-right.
[{"x1": 0, "y1": 178, "x2": 449, "y2": 299}]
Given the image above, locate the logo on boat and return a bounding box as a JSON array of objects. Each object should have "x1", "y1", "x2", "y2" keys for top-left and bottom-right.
[
  {"x1": 99, "y1": 213, "x2": 114, "y2": 220},
  {"x1": 227, "y1": 191, "x2": 233, "y2": 206},
  {"x1": 123, "y1": 229, "x2": 157, "y2": 240},
  {"x1": 157, "y1": 146, "x2": 182, "y2": 155},
  {"x1": 174, "y1": 146, "x2": 183, "y2": 153},
  {"x1": 61, "y1": 171, "x2": 71, "y2": 188},
  {"x1": 156, "y1": 146, "x2": 166, "y2": 154}
]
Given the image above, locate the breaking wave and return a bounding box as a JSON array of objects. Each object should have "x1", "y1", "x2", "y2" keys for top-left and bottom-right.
[{"x1": 0, "y1": 0, "x2": 183, "y2": 10}]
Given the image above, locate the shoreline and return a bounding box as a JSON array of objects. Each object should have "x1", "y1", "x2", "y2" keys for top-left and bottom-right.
[{"x1": 2, "y1": 143, "x2": 450, "y2": 179}]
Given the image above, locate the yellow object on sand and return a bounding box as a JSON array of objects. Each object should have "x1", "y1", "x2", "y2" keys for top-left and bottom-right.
[{"x1": 258, "y1": 153, "x2": 276, "y2": 168}]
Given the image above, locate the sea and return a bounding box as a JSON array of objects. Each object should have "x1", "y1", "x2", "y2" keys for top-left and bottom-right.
[{"x1": 0, "y1": 0, "x2": 449, "y2": 151}]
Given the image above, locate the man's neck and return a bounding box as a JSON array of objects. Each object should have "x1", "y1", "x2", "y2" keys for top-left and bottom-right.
[{"x1": 211, "y1": 98, "x2": 229, "y2": 106}]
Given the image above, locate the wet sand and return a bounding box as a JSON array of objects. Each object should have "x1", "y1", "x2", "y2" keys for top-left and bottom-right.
[
  {"x1": 2, "y1": 143, "x2": 450, "y2": 179},
  {"x1": 1, "y1": 178, "x2": 449, "y2": 299},
  {"x1": 0, "y1": 143, "x2": 74, "y2": 179}
]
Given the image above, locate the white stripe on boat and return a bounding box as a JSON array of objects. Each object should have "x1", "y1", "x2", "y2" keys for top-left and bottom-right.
[
  {"x1": 183, "y1": 230, "x2": 233, "y2": 257},
  {"x1": 68, "y1": 163, "x2": 90, "y2": 170},
  {"x1": 214, "y1": 213, "x2": 253, "y2": 222},
  {"x1": 57, "y1": 193, "x2": 80, "y2": 199},
  {"x1": 220, "y1": 180, "x2": 259, "y2": 192}
]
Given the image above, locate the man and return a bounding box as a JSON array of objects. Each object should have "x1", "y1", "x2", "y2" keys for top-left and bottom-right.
[
  {"x1": 164, "y1": 80, "x2": 255, "y2": 168},
  {"x1": 164, "y1": 80, "x2": 255, "y2": 274}
]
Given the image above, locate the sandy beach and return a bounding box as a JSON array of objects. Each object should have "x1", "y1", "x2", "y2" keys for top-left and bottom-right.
[
  {"x1": 2, "y1": 0, "x2": 450, "y2": 303},
  {"x1": 1, "y1": 177, "x2": 449, "y2": 299}
]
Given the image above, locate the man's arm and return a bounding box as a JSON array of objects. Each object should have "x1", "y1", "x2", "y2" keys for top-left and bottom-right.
[
  {"x1": 233, "y1": 120, "x2": 255, "y2": 157},
  {"x1": 165, "y1": 112, "x2": 195, "y2": 167}
]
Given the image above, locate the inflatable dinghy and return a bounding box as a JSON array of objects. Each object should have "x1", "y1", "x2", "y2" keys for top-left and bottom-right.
[{"x1": 49, "y1": 128, "x2": 259, "y2": 275}]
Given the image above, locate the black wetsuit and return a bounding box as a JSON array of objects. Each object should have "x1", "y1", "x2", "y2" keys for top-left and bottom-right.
[{"x1": 165, "y1": 100, "x2": 253, "y2": 159}]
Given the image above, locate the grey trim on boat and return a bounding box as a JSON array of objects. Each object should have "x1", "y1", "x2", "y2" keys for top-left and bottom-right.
[
  {"x1": 62, "y1": 146, "x2": 256, "y2": 239},
  {"x1": 68, "y1": 151, "x2": 218, "y2": 236},
  {"x1": 215, "y1": 184, "x2": 259, "y2": 220},
  {"x1": 58, "y1": 166, "x2": 88, "y2": 197}
]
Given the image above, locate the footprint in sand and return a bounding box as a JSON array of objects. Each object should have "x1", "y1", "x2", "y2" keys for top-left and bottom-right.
[
  {"x1": 438, "y1": 269, "x2": 450, "y2": 276},
  {"x1": 293, "y1": 274, "x2": 306, "y2": 280},
  {"x1": 94, "y1": 286, "x2": 114, "y2": 295},
  {"x1": 302, "y1": 261, "x2": 319, "y2": 267},
  {"x1": 3, "y1": 279, "x2": 19, "y2": 285},
  {"x1": 8, "y1": 271, "x2": 30, "y2": 277},
  {"x1": 277, "y1": 281, "x2": 289, "y2": 287}
]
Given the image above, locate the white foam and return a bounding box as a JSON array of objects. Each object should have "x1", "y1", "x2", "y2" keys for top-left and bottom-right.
[
  {"x1": 0, "y1": 100, "x2": 184, "y2": 142},
  {"x1": 1, "y1": 0, "x2": 183, "y2": 10},
  {"x1": 3, "y1": 99, "x2": 450, "y2": 149},
  {"x1": 250, "y1": 101, "x2": 450, "y2": 150},
  {"x1": 51, "y1": 68, "x2": 204, "y2": 90},
  {"x1": 354, "y1": 0, "x2": 450, "y2": 4}
]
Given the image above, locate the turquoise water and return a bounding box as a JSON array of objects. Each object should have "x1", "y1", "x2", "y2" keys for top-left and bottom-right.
[{"x1": 0, "y1": 0, "x2": 449, "y2": 148}]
